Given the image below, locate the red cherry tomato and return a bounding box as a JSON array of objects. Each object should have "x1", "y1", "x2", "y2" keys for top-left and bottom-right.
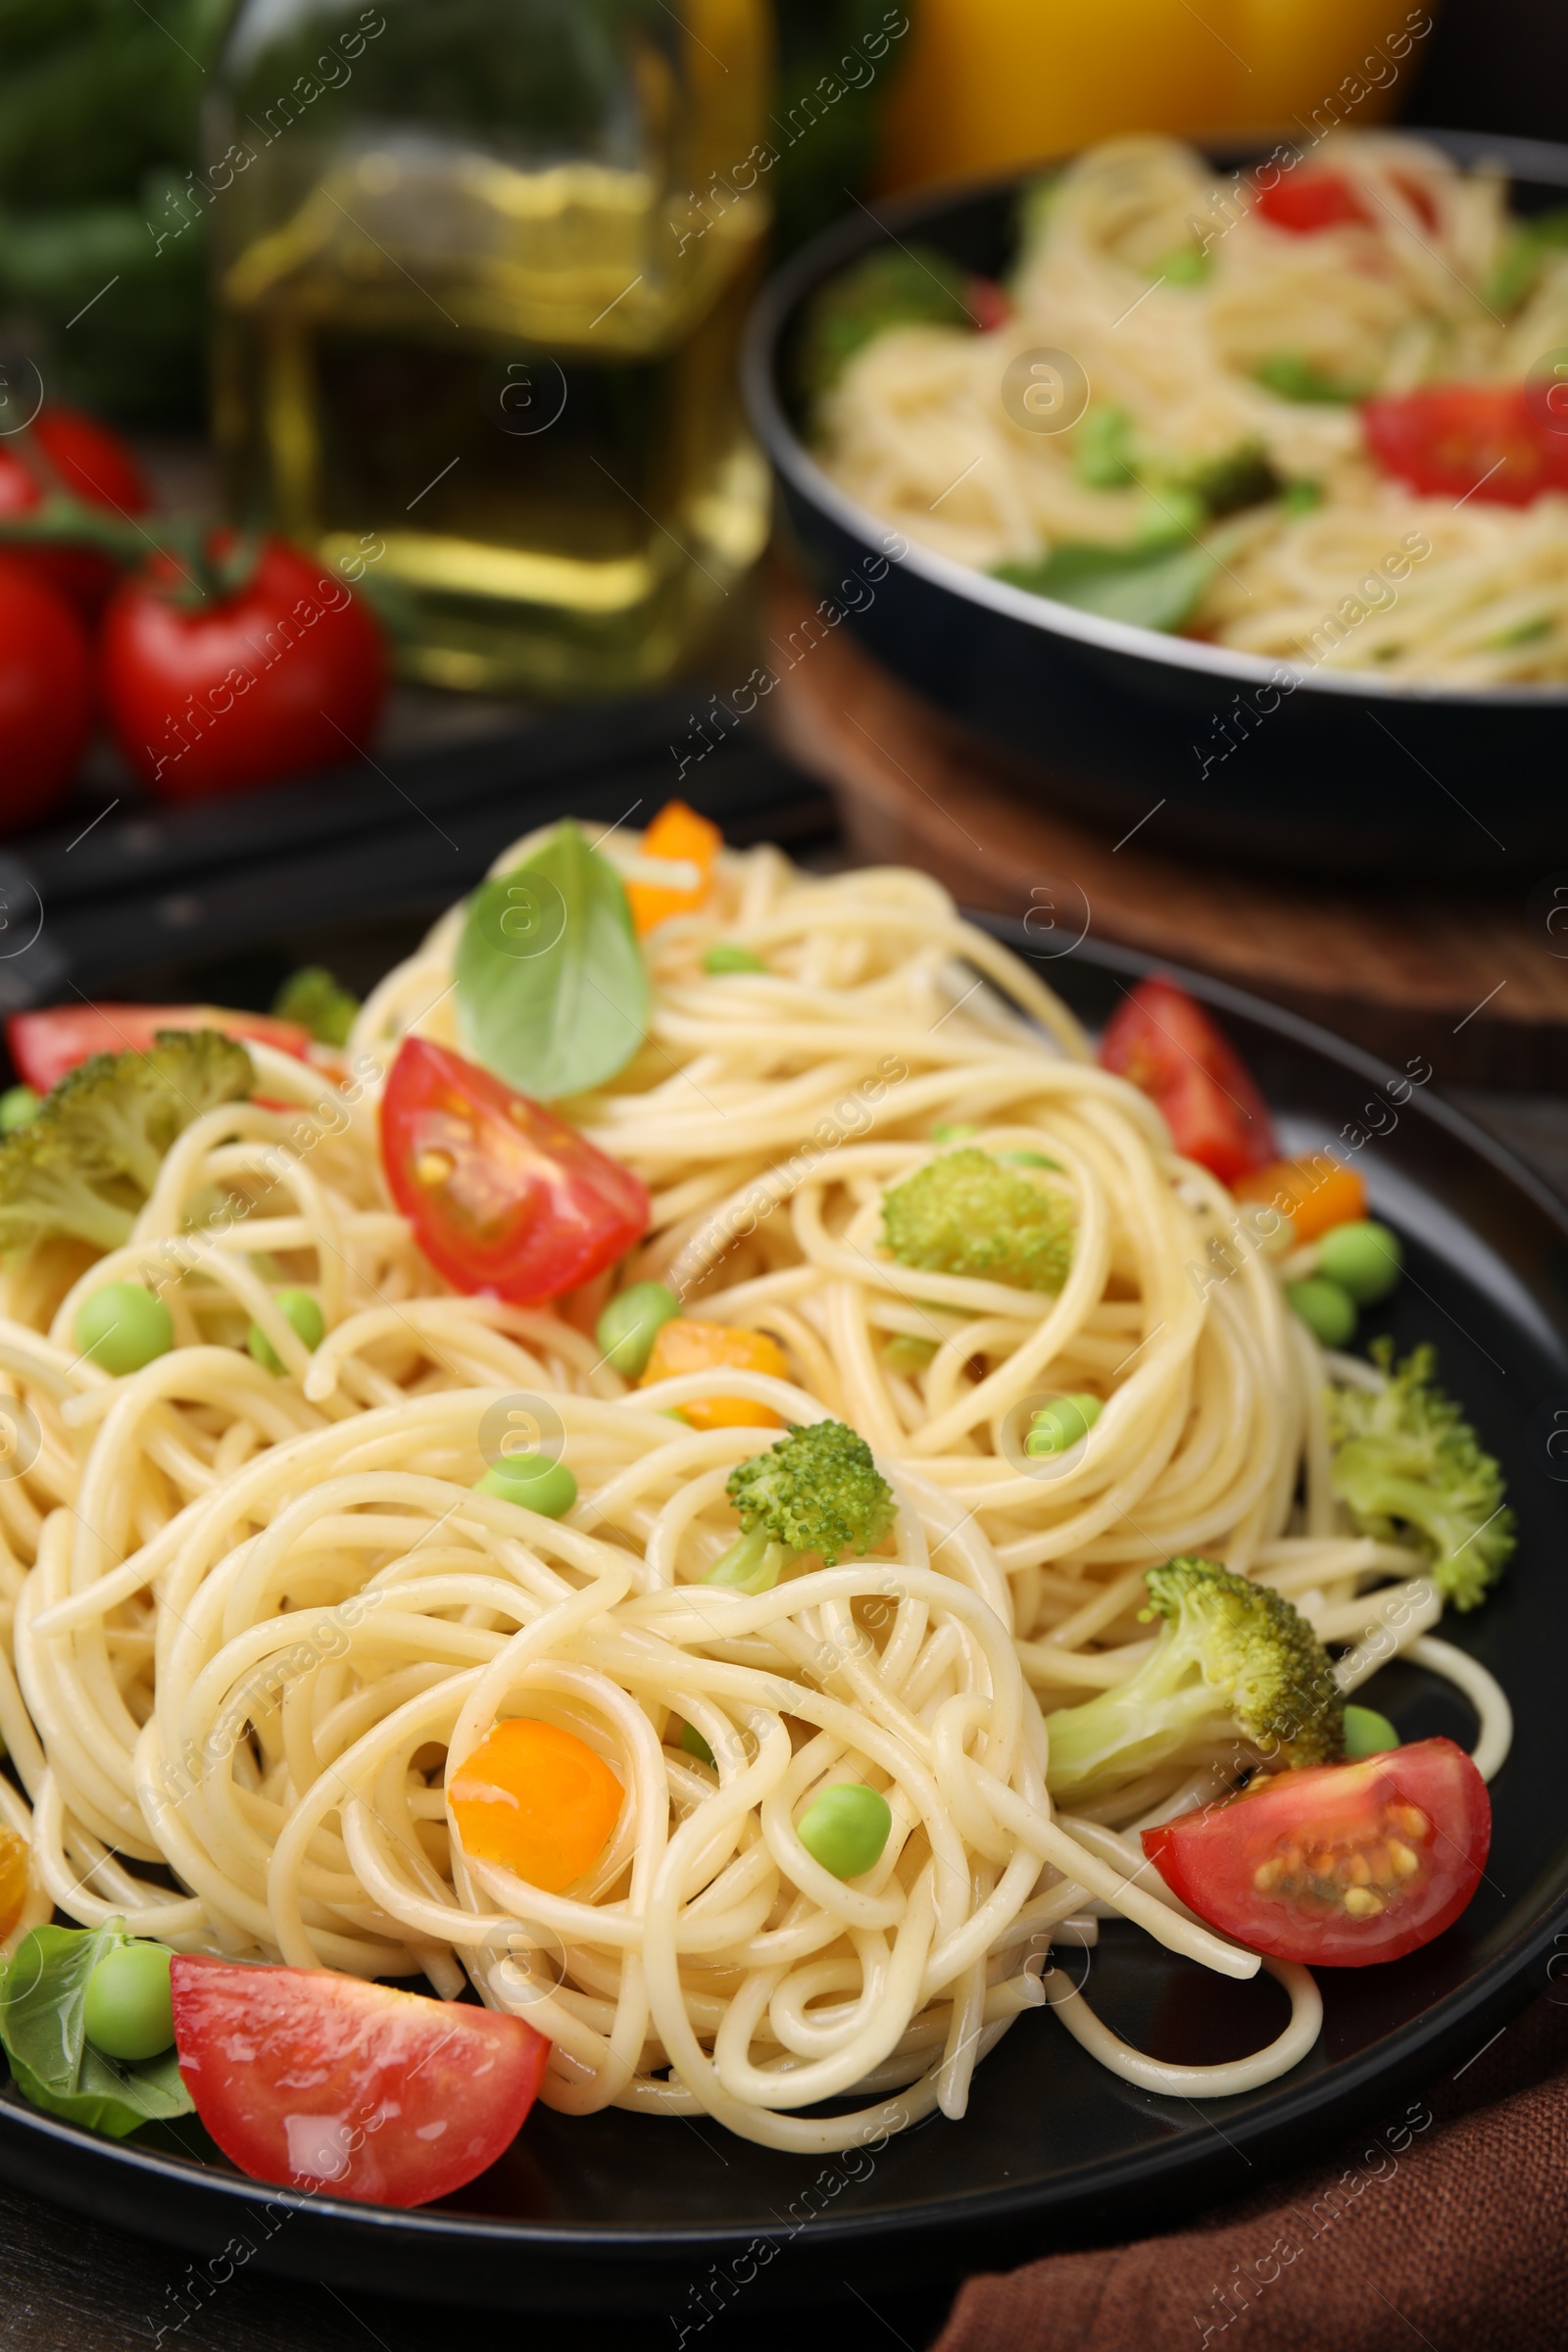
[
  {"x1": 1099, "y1": 975, "x2": 1278, "y2": 1184},
  {"x1": 381, "y1": 1037, "x2": 650, "y2": 1304},
  {"x1": 170, "y1": 1956, "x2": 549, "y2": 2207},
  {"x1": 100, "y1": 536, "x2": 386, "y2": 802},
  {"x1": 1363, "y1": 383, "x2": 1568, "y2": 508},
  {"x1": 6, "y1": 1004, "x2": 314, "y2": 1094},
  {"x1": 968, "y1": 273, "x2": 1013, "y2": 331},
  {"x1": 1143, "y1": 1737, "x2": 1491, "y2": 1967},
  {"x1": 0, "y1": 406, "x2": 149, "y2": 615},
  {"x1": 1255, "y1": 171, "x2": 1372, "y2": 234},
  {"x1": 0, "y1": 556, "x2": 92, "y2": 834}
]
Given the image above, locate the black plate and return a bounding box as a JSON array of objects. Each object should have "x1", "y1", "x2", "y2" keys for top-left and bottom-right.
[
  {"x1": 742, "y1": 130, "x2": 1568, "y2": 879},
  {"x1": 0, "y1": 921, "x2": 1564, "y2": 2312}
]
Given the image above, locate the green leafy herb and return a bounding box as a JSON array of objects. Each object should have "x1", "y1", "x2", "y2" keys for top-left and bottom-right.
[
  {"x1": 1074, "y1": 406, "x2": 1137, "y2": 488},
  {"x1": 1489, "y1": 207, "x2": 1568, "y2": 311},
  {"x1": 0, "y1": 1920, "x2": 192, "y2": 2138},
  {"x1": 994, "y1": 539, "x2": 1218, "y2": 632},
  {"x1": 795, "y1": 244, "x2": 974, "y2": 409},
  {"x1": 1254, "y1": 352, "x2": 1369, "y2": 405},
  {"x1": 456, "y1": 821, "x2": 650, "y2": 1102}
]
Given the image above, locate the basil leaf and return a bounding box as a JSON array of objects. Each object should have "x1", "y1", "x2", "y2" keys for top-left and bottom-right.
[
  {"x1": 455, "y1": 821, "x2": 650, "y2": 1102},
  {"x1": 0, "y1": 1920, "x2": 193, "y2": 2138},
  {"x1": 993, "y1": 540, "x2": 1218, "y2": 633}
]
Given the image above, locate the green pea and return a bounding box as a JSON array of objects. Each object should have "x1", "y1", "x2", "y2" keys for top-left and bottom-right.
[
  {"x1": 74, "y1": 1283, "x2": 173, "y2": 1376},
  {"x1": 595, "y1": 1282, "x2": 680, "y2": 1379},
  {"x1": 1025, "y1": 1393, "x2": 1102, "y2": 1456},
  {"x1": 0, "y1": 1084, "x2": 39, "y2": 1133},
  {"x1": 1158, "y1": 242, "x2": 1209, "y2": 286},
  {"x1": 475, "y1": 1451, "x2": 578, "y2": 1518},
  {"x1": 702, "y1": 943, "x2": 768, "y2": 974},
  {"x1": 1343, "y1": 1704, "x2": 1400, "y2": 1759},
  {"x1": 930, "y1": 1123, "x2": 978, "y2": 1143},
  {"x1": 1317, "y1": 1219, "x2": 1403, "y2": 1306},
  {"x1": 678, "y1": 1719, "x2": 715, "y2": 1767},
  {"x1": 882, "y1": 1333, "x2": 938, "y2": 1375},
  {"x1": 82, "y1": 1938, "x2": 174, "y2": 2062},
  {"x1": 797, "y1": 1783, "x2": 893, "y2": 1881},
  {"x1": 247, "y1": 1288, "x2": 325, "y2": 1375},
  {"x1": 1286, "y1": 1276, "x2": 1357, "y2": 1348}
]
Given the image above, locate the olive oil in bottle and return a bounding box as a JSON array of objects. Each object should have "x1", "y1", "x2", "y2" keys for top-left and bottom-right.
[{"x1": 209, "y1": 0, "x2": 773, "y2": 694}]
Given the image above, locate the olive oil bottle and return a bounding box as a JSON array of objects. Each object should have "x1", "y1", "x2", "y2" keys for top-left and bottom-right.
[{"x1": 207, "y1": 0, "x2": 773, "y2": 695}]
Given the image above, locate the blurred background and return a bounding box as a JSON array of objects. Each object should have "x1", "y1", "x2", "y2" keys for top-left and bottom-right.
[{"x1": 1, "y1": 0, "x2": 1566, "y2": 1120}]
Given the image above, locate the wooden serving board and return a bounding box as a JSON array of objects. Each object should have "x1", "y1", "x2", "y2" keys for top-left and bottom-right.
[{"x1": 765, "y1": 589, "x2": 1568, "y2": 1089}]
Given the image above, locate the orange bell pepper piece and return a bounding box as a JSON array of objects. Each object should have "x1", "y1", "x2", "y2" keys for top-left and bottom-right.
[
  {"x1": 626, "y1": 801, "x2": 722, "y2": 935},
  {"x1": 449, "y1": 1718, "x2": 623, "y2": 1892},
  {"x1": 1235, "y1": 1153, "x2": 1367, "y2": 1242},
  {"x1": 640, "y1": 1317, "x2": 788, "y2": 1428}
]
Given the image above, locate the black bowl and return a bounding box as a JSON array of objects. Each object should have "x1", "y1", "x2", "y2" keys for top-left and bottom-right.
[{"x1": 743, "y1": 129, "x2": 1568, "y2": 880}]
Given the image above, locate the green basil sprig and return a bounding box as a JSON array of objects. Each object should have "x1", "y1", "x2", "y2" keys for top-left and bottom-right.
[
  {"x1": 994, "y1": 539, "x2": 1218, "y2": 633},
  {"x1": 0, "y1": 1919, "x2": 193, "y2": 2137},
  {"x1": 455, "y1": 822, "x2": 651, "y2": 1102}
]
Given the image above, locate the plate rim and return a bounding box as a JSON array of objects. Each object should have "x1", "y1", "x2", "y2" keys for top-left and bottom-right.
[{"x1": 0, "y1": 921, "x2": 1563, "y2": 2278}]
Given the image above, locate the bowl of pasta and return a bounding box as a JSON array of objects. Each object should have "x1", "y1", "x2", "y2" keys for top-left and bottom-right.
[
  {"x1": 0, "y1": 803, "x2": 1560, "y2": 2309},
  {"x1": 743, "y1": 128, "x2": 1568, "y2": 877}
]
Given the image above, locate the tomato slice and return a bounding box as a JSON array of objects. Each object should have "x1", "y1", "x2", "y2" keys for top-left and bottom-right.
[
  {"x1": 170, "y1": 1957, "x2": 548, "y2": 2207},
  {"x1": 7, "y1": 1004, "x2": 315, "y2": 1094},
  {"x1": 381, "y1": 1036, "x2": 650, "y2": 1304},
  {"x1": 1142, "y1": 1737, "x2": 1491, "y2": 1966},
  {"x1": 1098, "y1": 976, "x2": 1278, "y2": 1183},
  {"x1": 1363, "y1": 383, "x2": 1568, "y2": 508},
  {"x1": 1255, "y1": 171, "x2": 1372, "y2": 234}
]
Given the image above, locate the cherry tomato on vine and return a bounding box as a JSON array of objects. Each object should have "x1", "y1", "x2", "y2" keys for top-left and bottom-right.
[
  {"x1": 1143, "y1": 1737, "x2": 1491, "y2": 1966},
  {"x1": 0, "y1": 405, "x2": 149, "y2": 615},
  {"x1": 0, "y1": 556, "x2": 92, "y2": 833},
  {"x1": 381, "y1": 1037, "x2": 650, "y2": 1304},
  {"x1": 100, "y1": 535, "x2": 385, "y2": 801}
]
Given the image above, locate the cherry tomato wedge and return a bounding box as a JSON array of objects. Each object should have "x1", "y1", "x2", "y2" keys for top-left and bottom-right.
[
  {"x1": 1142, "y1": 1737, "x2": 1491, "y2": 1967},
  {"x1": 7, "y1": 1004, "x2": 314, "y2": 1095},
  {"x1": 1099, "y1": 976, "x2": 1278, "y2": 1183},
  {"x1": 381, "y1": 1036, "x2": 649, "y2": 1304},
  {"x1": 1254, "y1": 169, "x2": 1436, "y2": 236},
  {"x1": 1255, "y1": 170, "x2": 1372, "y2": 234},
  {"x1": 1363, "y1": 383, "x2": 1568, "y2": 508},
  {"x1": 170, "y1": 1956, "x2": 548, "y2": 2206}
]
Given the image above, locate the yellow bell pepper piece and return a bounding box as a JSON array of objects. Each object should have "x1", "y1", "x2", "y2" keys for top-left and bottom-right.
[{"x1": 640, "y1": 1317, "x2": 788, "y2": 1428}]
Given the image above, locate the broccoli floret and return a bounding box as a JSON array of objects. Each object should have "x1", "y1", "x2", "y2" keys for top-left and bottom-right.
[
  {"x1": 881, "y1": 1147, "x2": 1072, "y2": 1292},
  {"x1": 1329, "y1": 1340, "x2": 1514, "y2": 1612},
  {"x1": 0, "y1": 1029, "x2": 253, "y2": 1257},
  {"x1": 273, "y1": 965, "x2": 359, "y2": 1047},
  {"x1": 707, "y1": 1420, "x2": 896, "y2": 1594},
  {"x1": 1043, "y1": 1555, "x2": 1344, "y2": 1801}
]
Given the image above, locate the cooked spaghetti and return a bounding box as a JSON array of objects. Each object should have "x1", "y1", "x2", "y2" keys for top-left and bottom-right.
[
  {"x1": 811, "y1": 132, "x2": 1568, "y2": 683},
  {"x1": 0, "y1": 824, "x2": 1512, "y2": 2155}
]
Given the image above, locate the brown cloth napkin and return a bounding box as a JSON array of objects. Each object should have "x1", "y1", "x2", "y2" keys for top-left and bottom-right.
[{"x1": 935, "y1": 1991, "x2": 1568, "y2": 2352}]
